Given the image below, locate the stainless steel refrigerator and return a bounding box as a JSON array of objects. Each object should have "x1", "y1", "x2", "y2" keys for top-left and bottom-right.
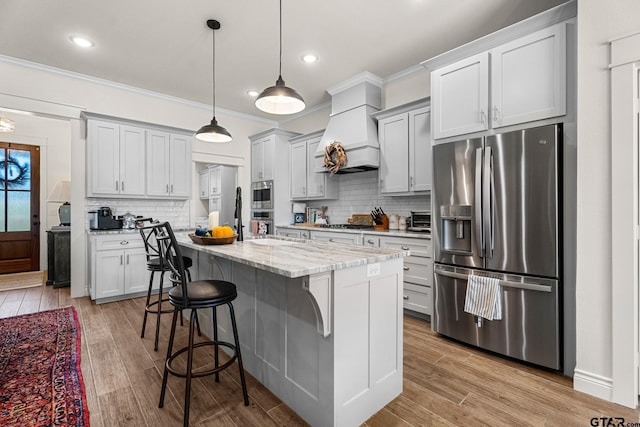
[{"x1": 432, "y1": 123, "x2": 561, "y2": 370}]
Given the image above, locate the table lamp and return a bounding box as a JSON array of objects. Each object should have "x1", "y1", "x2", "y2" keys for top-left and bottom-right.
[{"x1": 48, "y1": 180, "x2": 71, "y2": 226}]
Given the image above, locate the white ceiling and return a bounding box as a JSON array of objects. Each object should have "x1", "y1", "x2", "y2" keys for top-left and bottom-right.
[{"x1": 0, "y1": 0, "x2": 567, "y2": 119}]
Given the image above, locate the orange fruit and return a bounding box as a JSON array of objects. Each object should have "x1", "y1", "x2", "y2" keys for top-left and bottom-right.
[{"x1": 212, "y1": 225, "x2": 234, "y2": 238}]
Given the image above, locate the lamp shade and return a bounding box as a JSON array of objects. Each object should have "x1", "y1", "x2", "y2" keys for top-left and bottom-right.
[
  {"x1": 48, "y1": 180, "x2": 71, "y2": 202},
  {"x1": 195, "y1": 117, "x2": 232, "y2": 143},
  {"x1": 255, "y1": 76, "x2": 306, "y2": 115}
]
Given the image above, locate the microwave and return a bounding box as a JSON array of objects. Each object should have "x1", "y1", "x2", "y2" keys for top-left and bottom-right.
[
  {"x1": 408, "y1": 211, "x2": 431, "y2": 232},
  {"x1": 251, "y1": 180, "x2": 273, "y2": 210}
]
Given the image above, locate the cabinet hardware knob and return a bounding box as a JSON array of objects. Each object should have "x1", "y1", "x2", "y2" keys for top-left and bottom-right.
[
  {"x1": 401, "y1": 246, "x2": 410, "y2": 250},
  {"x1": 329, "y1": 238, "x2": 335, "y2": 242},
  {"x1": 403, "y1": 295, "x2": 409, "y2": 300}
]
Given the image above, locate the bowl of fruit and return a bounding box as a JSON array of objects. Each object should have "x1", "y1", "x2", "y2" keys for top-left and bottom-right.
[{"x1": 189, "y1": 225, "x2": 237, "y2": 245}]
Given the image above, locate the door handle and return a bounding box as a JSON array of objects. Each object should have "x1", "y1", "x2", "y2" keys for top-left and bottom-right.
[
  {"x1": 483, "y1": 146, "x2": 493, "y2": 258},
  {"x1": 475, "y1": 147, "x2": 484, "y2": 257},
  {"x1": 434, "y1": 269, "x2": 552, "y2": 293}
]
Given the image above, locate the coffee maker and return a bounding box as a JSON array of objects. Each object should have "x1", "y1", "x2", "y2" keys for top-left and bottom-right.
[{"x1": 89, "y1": 207, "x2": 123, "y2": 230}]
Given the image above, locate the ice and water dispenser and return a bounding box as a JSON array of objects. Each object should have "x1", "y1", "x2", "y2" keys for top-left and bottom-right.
[{"x1": 440, "y1": 205, "x2": 473, "y2": 255}]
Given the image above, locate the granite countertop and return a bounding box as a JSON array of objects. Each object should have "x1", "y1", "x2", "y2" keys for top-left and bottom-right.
[
  {"x1": 276, "y1": 224, "x2": 431, "y2": 239},
  {"x1": 175, "y1": 233, "x2": 407, "y2": 278}
]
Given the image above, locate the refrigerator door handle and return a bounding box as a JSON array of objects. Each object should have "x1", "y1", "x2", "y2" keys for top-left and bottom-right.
[
  {"x1": 475, "y1": 147, "x2": 484, "y2": 257},
  {"x1": 434, "y1": 269, "x2": 552, "y2": 293},
  {"x1": 483, "y1": 146, "x2": 493, "y2": 258}
]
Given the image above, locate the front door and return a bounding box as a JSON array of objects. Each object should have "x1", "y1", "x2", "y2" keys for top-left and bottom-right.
[{"x1": 0, "y1": 142, "x2": 40, "y2": 273}]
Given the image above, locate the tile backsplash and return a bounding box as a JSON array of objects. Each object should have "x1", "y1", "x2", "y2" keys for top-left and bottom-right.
[
  {"x1": 304, "y1": 170, "x2": 430, "y2": 223},
  {"x1": 85, "y1": 198, "x2": 190, "y2": 228}
]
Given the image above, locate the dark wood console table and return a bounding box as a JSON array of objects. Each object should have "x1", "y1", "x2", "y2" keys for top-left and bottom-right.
[{"x1": 46, "y1": 226, "x2": 70, "y2": 288}]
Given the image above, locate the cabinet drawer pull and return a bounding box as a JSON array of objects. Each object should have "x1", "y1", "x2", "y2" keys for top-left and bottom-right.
[
  {"x1": 120, "y1": 241, "x2": 129, "y2": 245},
  {"x1": 403, "y1": 295, "x2": 409, "y2": 300},
  {"x1": 367, "y1": 239, "x2": 375, "y2": 244},
  {"x1": 401, "y1": 246, "x2": 410, "y2": 250},
  {"x1": 403, "y1": 266, "x2": 410, "y2": 271}
]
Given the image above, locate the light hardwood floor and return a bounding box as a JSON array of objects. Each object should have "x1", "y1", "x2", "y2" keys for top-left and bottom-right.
[{"x1": 1, "y1": 284, "x2": 639, "y2": 426}]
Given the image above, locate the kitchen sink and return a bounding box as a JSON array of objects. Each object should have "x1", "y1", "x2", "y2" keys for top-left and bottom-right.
[{"x1": 246, "y1": 238, "x2": 298, "y2": 246}]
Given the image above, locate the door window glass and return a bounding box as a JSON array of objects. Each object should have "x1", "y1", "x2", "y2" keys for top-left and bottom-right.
[{"x1": 0, "y1": 148, "x2": 31, "y2": 231}]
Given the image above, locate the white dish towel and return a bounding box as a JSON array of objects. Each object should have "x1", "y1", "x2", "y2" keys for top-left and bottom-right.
[{"x1": 464, "y1": 274, "x2": 503, "y2": 320}]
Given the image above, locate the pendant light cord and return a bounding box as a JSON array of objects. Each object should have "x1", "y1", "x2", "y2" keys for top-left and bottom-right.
[
  {"x1": 212, "y1": 25, "x2": 216, "y2": 118},
  {"x1": 279, "y1": 0, "x2": 282, "y2": 78}
]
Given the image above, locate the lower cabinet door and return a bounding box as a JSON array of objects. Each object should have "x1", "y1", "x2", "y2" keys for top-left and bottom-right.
[
  {"x1": 124, "y1": 249, "x2": 149, "y2": 294},
  {"x1": 95, "y1": 251, "x2": 125, "y2": 299},
  {"x1": 403, "y1": 282, "x2": 432, "y2": 316}
]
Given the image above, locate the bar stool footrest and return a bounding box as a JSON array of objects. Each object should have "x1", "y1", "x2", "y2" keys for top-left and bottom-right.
[
  {"x1": 165, "y1": 340, "x2": 238, "y2": 379},
  {"x1": 144, "y1": 298, "x2": 174, "y2": 315}
]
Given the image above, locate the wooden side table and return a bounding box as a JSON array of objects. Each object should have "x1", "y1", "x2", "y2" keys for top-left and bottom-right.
[{"x1": 46, "y1": 226, "x2": 70, "y2": 288}]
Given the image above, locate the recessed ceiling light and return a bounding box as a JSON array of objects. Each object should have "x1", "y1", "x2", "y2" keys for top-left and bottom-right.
[
  {"x1": 302, "y1": 54, "x2": 318, "y2": 63},
  {"x1": 247, "y1": 90, "x2": 259, "y2": 97},
  {"x1": 69, "y1": 35, "x2": 94, "y2": 48}
]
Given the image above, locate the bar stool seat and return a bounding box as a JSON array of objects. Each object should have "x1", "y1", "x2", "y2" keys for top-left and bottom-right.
[{"x1": 153, "y1": 222, "x2": 249, "y2": 427}]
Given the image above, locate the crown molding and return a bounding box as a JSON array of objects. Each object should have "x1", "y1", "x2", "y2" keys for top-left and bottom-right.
[{"x1": 0, "y1": 54, "x2": 277, "y2": 127}]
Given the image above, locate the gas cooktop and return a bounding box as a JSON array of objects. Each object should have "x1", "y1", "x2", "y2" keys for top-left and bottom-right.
[{"x1": 316, "y1": 224, "x2": 374, "y2": 230}]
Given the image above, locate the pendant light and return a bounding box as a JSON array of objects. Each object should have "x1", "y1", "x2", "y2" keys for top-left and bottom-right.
[
  {"x1": 255, "y1": 0, "x2": 305, "y2": 115},
  {"x1": 195, "y1": 19, "x2": 232, "y2": 143}
]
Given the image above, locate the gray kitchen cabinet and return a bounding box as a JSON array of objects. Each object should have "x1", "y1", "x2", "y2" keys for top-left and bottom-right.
[
  {"x1": 373, "y1": 99, "x2": 431, "y2": 195},
  {"x1": 275, "y1": 226, "x2": 310, "y2": 239},
  {"x1": 146, "y1": 130, "x2": 192, "y2": 198},
  {"x1": 429, "y1": 22, "x2": 567, "y2": 139},
  {"x1": 87, "y1": 119, "x2": 146, "y2": 197},
  {"x1": 88, "y1": 233, "x2": 150, "y2": 302},
  {"x1": 310, "y1": 230, "x2": 362, "y2": 245},
  {"x1": 198, "y1": 169, "x2": 209, "y2": 199},
  {"x1": 289, "y1": 130, "x2": 338, "y2": 200},
  {"x1": 365, "y1": 233, "x2": 433, "y2": 317},
  {"x1": 251, "y1": 135, "x2": 275, "y2": 182},
  {"x1": 85, "y1": 113, "x2": 192, "y2": 199}
]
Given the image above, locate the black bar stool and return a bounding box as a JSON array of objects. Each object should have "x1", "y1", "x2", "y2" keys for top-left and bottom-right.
[
  {"x1": 154, "y1": 222, "x2": 249, "y2": 426},
  {"x1": 138, "y1": 220, "x2": 197, "y2": 351}
]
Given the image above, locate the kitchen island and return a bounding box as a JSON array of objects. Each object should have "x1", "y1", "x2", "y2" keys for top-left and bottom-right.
[{"x1": 175, "y1": 233, "x2": 406, "y2": 427}]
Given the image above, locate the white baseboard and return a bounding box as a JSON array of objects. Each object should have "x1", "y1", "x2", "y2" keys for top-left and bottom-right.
[{"x1": 573, "y1": 368, "x2": 613, "y2": 402}]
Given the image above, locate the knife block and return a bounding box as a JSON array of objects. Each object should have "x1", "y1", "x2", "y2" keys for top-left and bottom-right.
[{"x1": 374, "y1": 214, "x2": 389, "y2": 230}]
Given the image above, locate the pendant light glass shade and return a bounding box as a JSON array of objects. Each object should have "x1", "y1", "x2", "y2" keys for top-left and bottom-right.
[
  {"x1": 0, "y1": 114, "x2": 15, "y2": 132},
  {"x1": 255, "y1": 0, "x2": 305, "y2": 115},
  {"x1": 195, "y1": 19, "x2": 232, "y2": 143}
]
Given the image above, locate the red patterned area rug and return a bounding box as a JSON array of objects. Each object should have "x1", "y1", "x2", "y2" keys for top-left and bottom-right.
[{"x1": 0, "y1": 307, "x2": 89, "y2": 426}]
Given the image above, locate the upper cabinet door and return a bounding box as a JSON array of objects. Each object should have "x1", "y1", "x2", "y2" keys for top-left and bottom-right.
[
  {"x1": 169, "y1": 133, "x2": 191, "y2": 198},
  {"x1": 432, "y1": 53, "x2": 489, "y2": 139},
  {"x1": 378, "y1": 113, "x2": 410, "y2": 193},
  {"x1": 409, "y1": 106, "x2": 432, "y2": 192},
  {"x1": 491, "y1": 23, "x2": 566, "y2": 128},
  {"x1": 290, "y1": 141, "x2": 307, "y2": 199},
  {"x1": 119, "y1": 125, "x2": 146, "y2": 196},
  {"x1": 145, "y1": 130, "x2": 170, "y2": 197},
  {"x1": 251, "y1": 135, "x2": 276, "y2": 182},
  {"x1": 88, "y1": 120, "x2": 120, "y2": 195},
  {"x1": 306, "y1": 137, "x2": 325, "y2": 198}
]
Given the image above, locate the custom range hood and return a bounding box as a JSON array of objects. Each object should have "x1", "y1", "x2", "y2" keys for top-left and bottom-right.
[{"x1": 314, "y1": 72, "x2": 382, "y2": 173}]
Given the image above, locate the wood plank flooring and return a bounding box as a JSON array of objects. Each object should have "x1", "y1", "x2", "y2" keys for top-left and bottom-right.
[{"x1": 1, "y1": 284, "x2": 639, "y2": 426}]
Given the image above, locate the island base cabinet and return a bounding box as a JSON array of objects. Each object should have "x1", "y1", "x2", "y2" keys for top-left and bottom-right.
[{"x1": 203, "y1": 256, "x2": 403, "y2": 427}]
